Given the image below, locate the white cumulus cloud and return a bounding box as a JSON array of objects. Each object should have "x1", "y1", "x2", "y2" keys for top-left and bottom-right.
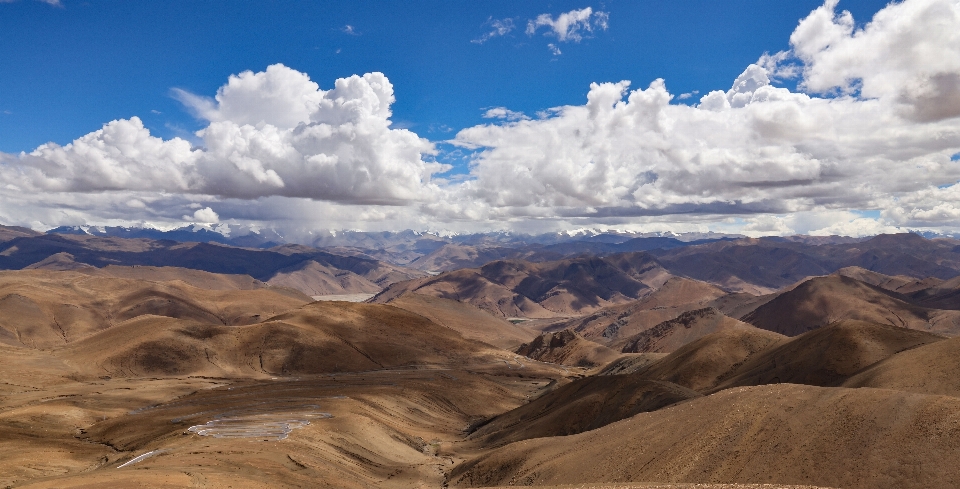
[
  {"x1": 2, "y1": 64, "x2": 445, "y2": 206},
  {"x1": 450, "y1": 0, "x2": 960, "y2": 234},
  {"x1": 187, "y1": 207, "x2": 219, "y2": 223}
]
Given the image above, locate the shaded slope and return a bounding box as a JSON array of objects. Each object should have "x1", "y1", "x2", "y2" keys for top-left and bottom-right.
[
  {"x1": 515, "y1": 329, "x2": 620, "y2": 368},
  {"x1": 621, "y1": 307, "x2": 755, "y2": 354},
  {"x1": 908, "y1": 274, "x2": 960, "y2": 310},
  {"x1": 453, "y1": 384, "x2": 960, "y2": 489},
  {"x1": 470, "y1": 376, "x2": 700, "y2": 447},
  {"x1": 742, "y1": 274, "x2": 960, "y2": 336},
  {"x1": 713, "y1": 320, "x2": 945, "y2": 392}
]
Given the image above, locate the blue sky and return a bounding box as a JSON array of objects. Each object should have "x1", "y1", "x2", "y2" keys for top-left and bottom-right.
[
  {"x1": 1, "y1": 0, "x2": 889, "y2": 155},
  {"x1": 1, "y1": 0, "x2": 959, "y2": 239}
]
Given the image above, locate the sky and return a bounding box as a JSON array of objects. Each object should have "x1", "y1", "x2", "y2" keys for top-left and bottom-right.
[{"x1": 1, "y1": 0, "x2": 959, "y2": 240}]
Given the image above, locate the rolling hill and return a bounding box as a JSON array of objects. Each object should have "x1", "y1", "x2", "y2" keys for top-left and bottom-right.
[
  {"x1": 0, "y1": 269, "x2": 311, "y2": 349},
  {"x1": 630, "y1": 327, "x2": 786, "y2": 392},
  {"x1": 741, "y1": 274, "x2": 960, "y2": 336},
  {"x1": 712, "y1": 320, "x2": 945, "y2": 391},
  {"x1": 387, "y1": 293, "x2": 536, "y2": 349},
  {"x1": 59, "y1": 301, "x2": 508, "y2": 378}
]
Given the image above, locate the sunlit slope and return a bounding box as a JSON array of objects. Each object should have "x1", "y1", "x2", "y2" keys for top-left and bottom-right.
[
  {"x1": 58, "y1": 301, "x2": 509, "y2": 378},
  {"x1": 0, "y1": 270, "x2": 311, "y2": 348},
  {"x1": 452, "y1": 384, "x2": 960, "y2": 489}
]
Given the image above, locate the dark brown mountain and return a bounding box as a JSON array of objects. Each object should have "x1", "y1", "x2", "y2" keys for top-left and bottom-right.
[
  {"x1": 627, "y1": 327, "x2": 786, "y2": 392},
  {"x1": 741, "y1": 274, "x2": 960, "y2": 336},
  {"x1": 651, "y1": 233, "x2": 960, "y2": 293},
  {"x1": 712, "y1": 320, "x2": 945, "y2": 391},
  {"x1": 373, "y1": 252, "x2": 668, "y2": 318}
]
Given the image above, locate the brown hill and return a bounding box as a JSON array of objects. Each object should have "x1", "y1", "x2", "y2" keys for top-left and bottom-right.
[
  {"x1": 633, "y1": 328, "x2": 786, "y2": 392},
  {"x1": 712, "y1": 320, "x2": 945, "y2": 392},
  {"x1": 374, "y1": 253, "x2": 668, "y2": 318},
  {"x1": 633, "y1": 276, "x2": 728, "y2": 308},
  {"x1": 553, "y1": 277, "x2": 730, "y2": 348},
  {"x1": 23, "y1": 252, "x2": 93, "y2": 271},
  {"x1": 621, "y1": 307, "x2": 755, "y2": 354},
  {"x1": 741, "y1": 274, "x2": 960, "y2": 336},
  {"x1": 470, "y1": 377, "x2": 700, "y2": 447},
  {"x1": 80, "y1": 264, "x2": 272, "y2": 291},
  {"x1": 842, "y1": 335, "x2": 960, "y2": 397},
  {"x1": 515, "y1": 329, "x2": 620, "y2": 368},
  {"x1": 59, "y1": 301, "x2": 506, "y2": 378},
  {"x1": 0, "y1": 224, "x2": 41, "y2": 243},
  {"x1": 452, "y1": 384, "x2": 960, "y2": 489},
  {"x1": 387, "y1": 293, "x2": 535, "y2": 350},
  {"x1": 832, "y1": 266, "x2": 947, "y2": 295},
  {"x1": 265, "y1": 259, "x2": 381, "y2": 295},
  {"x1": 833, "y1": 266, "x2": 922, "y2": 291},
  {"x1": 0, "y1": 270, "x2": 310, "y2": 349}
]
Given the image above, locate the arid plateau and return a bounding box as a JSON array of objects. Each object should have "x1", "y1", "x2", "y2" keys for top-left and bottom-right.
[{"x1": 3, "y1": 228, "x2": 960, "y2": 488}]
